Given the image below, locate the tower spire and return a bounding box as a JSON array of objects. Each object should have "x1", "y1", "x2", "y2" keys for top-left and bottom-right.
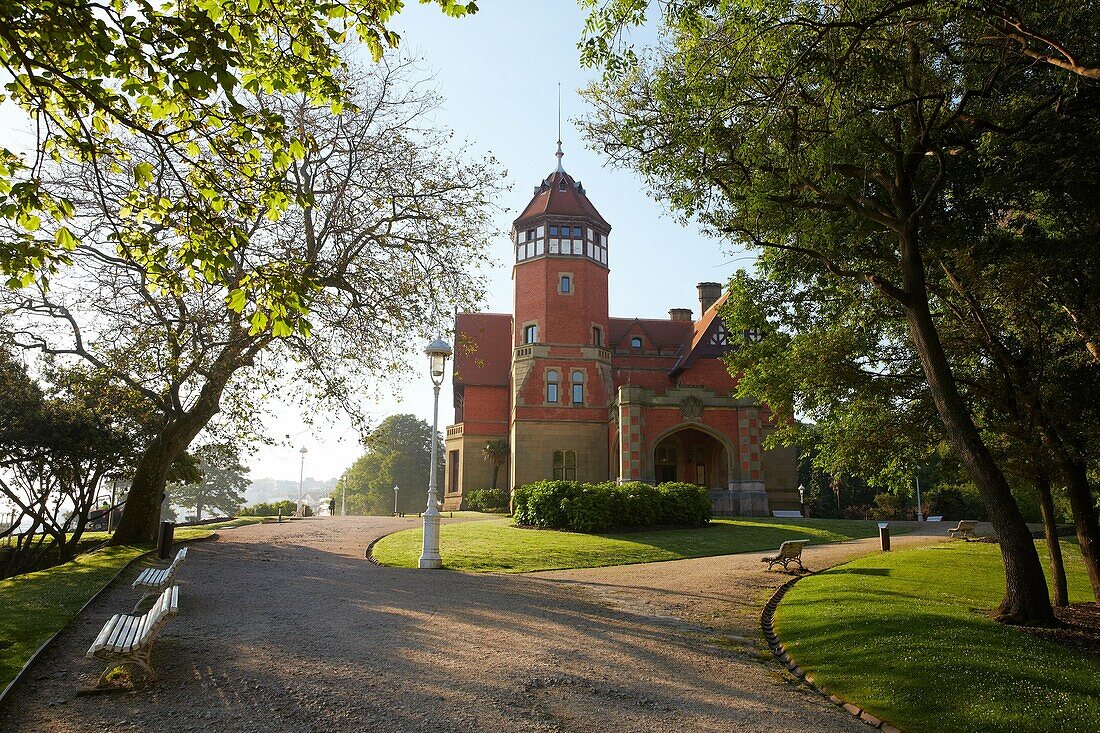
[{"x1": 555, "y1": 82, "x2": 565, "y2": 173}]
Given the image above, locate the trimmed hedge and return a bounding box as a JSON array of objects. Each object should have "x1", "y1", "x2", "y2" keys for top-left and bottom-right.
[
  {"x1": 464, "y1": 488, "x2": 509, "y2": 512},
  {"x1": 512, "y1": 480, "x2": 710, "y2": 532}
]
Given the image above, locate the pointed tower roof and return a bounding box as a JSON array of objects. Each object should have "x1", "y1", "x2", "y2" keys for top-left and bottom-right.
[{"x1": 513, "y1": 145, "x2": 611, "y2": 230}]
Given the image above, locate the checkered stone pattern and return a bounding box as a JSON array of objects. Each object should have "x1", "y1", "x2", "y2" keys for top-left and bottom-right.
[
  {"x1": 620, "y1": 404, "x2": 644, "y2": 480},
  {"x1": 738, "y1": 408, "x2": 763, "y2": 480}
]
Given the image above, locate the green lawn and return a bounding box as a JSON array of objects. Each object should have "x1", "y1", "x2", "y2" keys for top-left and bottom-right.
[
  {"x1": 0, "y1": 516, "x2": 269, "y2": 690},
  {"x1": 776, "y1": 541, "x2": 1100, "y2": 733},
  {"x1": 370, "y1": 517, "x2": 892, "y2": 573}
]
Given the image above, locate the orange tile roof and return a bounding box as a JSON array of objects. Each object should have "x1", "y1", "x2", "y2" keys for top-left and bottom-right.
[{"x1": 514, "y1": 170, "x2": 610, "y2": 229}]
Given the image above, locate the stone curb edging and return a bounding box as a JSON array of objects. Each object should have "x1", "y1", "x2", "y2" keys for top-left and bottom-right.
[
  {"x1": 761, "y1": 574, "x2": 902, "y2": 733},
  {"x1": 364, "y1": 533, "x2": 387, "y2": 565},
  {"x1": 0, "y1": 533, "x2": 219, "y2": 709}
]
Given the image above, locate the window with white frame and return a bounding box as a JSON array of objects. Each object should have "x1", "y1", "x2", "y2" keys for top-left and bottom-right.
[
  {"x1": 547, "y1": 370, "x2": 559, "y2": 403},
  {"x1": 571, "y1": 369, "x2": 584, "y2": 404}
]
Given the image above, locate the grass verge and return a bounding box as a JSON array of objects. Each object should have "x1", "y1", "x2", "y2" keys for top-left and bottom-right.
[
  {"x1": 370, "y1": 516, "x2": 893, "y2": 573},
  {"x1": 776, "y1": 541, "x2": 1100, "y2": 733},
  {"x1": 0, "y1": 515, "x2": 270, "y2": 690}
]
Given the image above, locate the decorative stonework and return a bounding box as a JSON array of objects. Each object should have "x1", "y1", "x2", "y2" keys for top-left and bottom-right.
[{"x1": 679, "y1": 395, "x2": 704, "y2": 422}]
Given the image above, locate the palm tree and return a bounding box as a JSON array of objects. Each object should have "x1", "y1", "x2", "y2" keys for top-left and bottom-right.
[{"x1": 482, "y1": 439, "x2": 509, "y2": 490}]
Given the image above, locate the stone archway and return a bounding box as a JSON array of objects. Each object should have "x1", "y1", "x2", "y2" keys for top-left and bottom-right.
[{"x1": 650, "y1": 425, "x2": 733, "y2": 489}]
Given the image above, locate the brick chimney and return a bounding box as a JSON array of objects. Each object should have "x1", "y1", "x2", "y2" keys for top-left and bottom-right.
[
  {"x1": 668, "y1": 308, "x2": 692, "y2": 322},
  {"x1": 697, "y1": 282, "x2": 722, "y2": 315}
]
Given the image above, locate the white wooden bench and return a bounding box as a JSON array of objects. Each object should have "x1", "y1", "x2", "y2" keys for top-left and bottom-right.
[
  {"x1": 761, "y1": 539, "x2": 810, "y2": 572},
  {"x1": 947, "y1": 520, "x2": 978, "y2": 539},
  {"x1": 772, "y1": 510, "x2": 803, "y2": 518},
  {"x1": 87, "y1": 585, "x2": 179, "y2": 687},
  {"x1": 132, "y1": 547, "x2": 187, "y2": 607},
  {"x1": 926, "y1": 515, "x2": 943, "y2": 522}
]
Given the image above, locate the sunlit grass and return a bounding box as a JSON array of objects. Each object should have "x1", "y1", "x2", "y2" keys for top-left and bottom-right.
[
  {"x1": 776, "y1": 541, "x2": 1099, "y2": 733},
  {"x1": 370, "y1": 517, "x2": 893, "y2": 573}
]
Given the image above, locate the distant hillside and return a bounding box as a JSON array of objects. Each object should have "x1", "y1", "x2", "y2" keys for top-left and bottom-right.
[{"x1": 246, "y1": 476, "x2": 339, "y2": 505}]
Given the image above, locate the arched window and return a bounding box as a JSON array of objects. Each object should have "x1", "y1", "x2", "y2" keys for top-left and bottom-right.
[
  {"x1": 571, "y1": 370, "x2": 584, "y2": 404},
  {"x1": 560, "y1": 275, "x2": 571, "y2": 293},
  {"x1": 547, "y1": 370, "x2": 559, "y2": 403},
  {"x1": 523, "y1": 324, "x2": 538, "y2": 344},
  {"x1": 630, "y1": 336, "x2": 642, "y2": 348},
  {"x1": 553, "y1": 450, "x2": 576, "y2": 480}
]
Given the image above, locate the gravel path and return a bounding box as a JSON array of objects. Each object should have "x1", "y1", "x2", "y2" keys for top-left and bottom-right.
[{"x1": 1, "y1": 517, "x2": 954, "y2": 733}]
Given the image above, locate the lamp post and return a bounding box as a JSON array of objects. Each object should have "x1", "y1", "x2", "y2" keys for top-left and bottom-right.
[
  {"x1": 798, "y1": 483, "x2": 806, "y2": 518},
  {"x1": 419, "y1": 338, "x2": 452, "y2": 569},
  {"x1": 394, "y1": 485, "x2": 400, "y2": 516},
  {"x1": 298, "y1": 446, "x2": 307, "y2": 514},
  {"x1": 915, "y1": 476, "x2": 924, "y2": 522}
]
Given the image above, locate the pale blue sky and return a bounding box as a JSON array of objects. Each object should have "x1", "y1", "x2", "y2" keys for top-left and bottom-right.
[{"x1": 2, "y1": 3, "x2": 755, "y2": 486}]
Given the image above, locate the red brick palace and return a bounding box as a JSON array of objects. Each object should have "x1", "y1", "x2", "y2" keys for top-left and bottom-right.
[{"x1": 442, "y1": 146, "x2": 797, "y2": 514}]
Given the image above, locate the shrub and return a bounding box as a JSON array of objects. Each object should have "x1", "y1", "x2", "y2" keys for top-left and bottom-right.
[
  {"x1": 464, "y1": 488, "x2": 509, "y2": 512},
  {"x1": 869, "y1": 492, "x2": 909, "y2": 520},
  {"x1": 657, "y1": 482, "x2": 712, "y2": 526},
  {"x1": 513, "y1": 480, "x2": 582, "y2": 528},
  {"x1": 513, "y1": 480, "x2": 710, "y2": 532},
  {"x1": 927, "y1": 485, "x2": 987, "y2": 521}
]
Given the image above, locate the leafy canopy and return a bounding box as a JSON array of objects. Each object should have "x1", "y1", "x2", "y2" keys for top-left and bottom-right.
[{"x1": 0, "y1": 0, "x2": 477, "y2": 335}]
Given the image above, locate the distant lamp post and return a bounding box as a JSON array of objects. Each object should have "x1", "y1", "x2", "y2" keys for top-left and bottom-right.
[
  {"x1": 393, "y1": 485, "x2": 400, "y2": 516},
  {"x1": 298, "y1": 446, "x2": 308, "y2": 513},
  {"x1": 798, "y1": 484, "x2": 806, "y2": 518},
  {"x1": 419, "y1": 338, "x2": 452, "y2": 570}
]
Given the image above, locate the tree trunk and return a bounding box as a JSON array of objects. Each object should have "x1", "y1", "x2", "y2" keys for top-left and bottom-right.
[
  {"x1": 1034, "y1": 468, "x2": 1068, "y2": 607},
  {"x1": 898, "y1": 229, "x2": 1054, "y2": 625},
  {"x1": 491, "y1": 464, "x2": 499, "y2": 491},
  {"x1": 110, "y1": 342, "x2": 249, "y2": 545},
  {"x1": 1057, "y1": 459, "x2": 1100, "y2": 600}
]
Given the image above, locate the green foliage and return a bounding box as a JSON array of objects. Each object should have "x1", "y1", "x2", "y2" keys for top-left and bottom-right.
[
  {"x1": 337, "y1": 414, "x2": 443, "y2": 515},
  {"x1": 463, "y1": 488, "x2": 507, "y2": 512},
  {"x1": 480, "y1": 439, "x2": 508, "y2": 490},
  {"x1": 168, "y1": 443, "x2": 249, "y2": 521},
  {"x1": 370, "y1": 516, "x2": 897, "y2": 573},
  {"x1": 240, "y1": 499, "x2": 297, "y2": 517},
  {"x1": 1, "y1": 0, "x2": 478, "y2": 333},
  {"x1": 512, "y1": 480, "x2": 711, "y2": 533},
  {"x1": 777, "y1": 541, "x2": 1099, "y2": 733}
]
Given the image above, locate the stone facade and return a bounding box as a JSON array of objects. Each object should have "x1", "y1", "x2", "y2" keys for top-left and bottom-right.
[{"x1": 443, "y1": 150, "x2": 797, "y2": 514}]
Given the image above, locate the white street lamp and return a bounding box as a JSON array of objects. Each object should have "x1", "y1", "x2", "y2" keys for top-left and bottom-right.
[
  {"x1": 798, "y1": 484, "x2": 806, "y2": 518},
  {"x1": 394, "y1": 485, "x2": 400, "y2": 516},
  {"x1": 298, "y1": 446, "x2": 308, "y2": 513},
  {"x1": 419, "y1": 338, "x2": 452, "y2": 569}
]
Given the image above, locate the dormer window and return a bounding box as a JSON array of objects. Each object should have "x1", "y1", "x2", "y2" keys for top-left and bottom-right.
[
  {"x1": 559, "y1": 179, "x2": 567, "y2": 191},
  {"x1": 631, "y1": 337, "x2": 642, "y2": 348}
]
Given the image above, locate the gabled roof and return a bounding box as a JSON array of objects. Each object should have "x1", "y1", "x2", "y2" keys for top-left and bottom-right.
[
  {"x1": 453, "y1": 312, "x2": 512, "y2": 387},
  {"x1": 609, "y1": 317, "x2": 693, "y2": 350},
  {"x1": 514, "y1": 167, "x2": 610, "y2": 230},
  {"x1": 670, "y1": 291, "x2": 731, "y2": 376}
]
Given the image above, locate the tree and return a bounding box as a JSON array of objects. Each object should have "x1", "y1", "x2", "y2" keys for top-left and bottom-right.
[
  {"x1": 0, "y1": 0, "x2": 478, "y2": 334},
  {"x1": 0, "y1": 350, "x2": 138, "y2": 575},
  {"x1": 2, "y1": 61, "x2": 502, "y2": 544},
  {"x1": 577, "y1": 0, "x2": 1100, "y2": 624},
  {"x1": 481, "y1": 439, "x2": 508, "y2": 491},
  {"x1": 170, "y1": 443, "x2": 249, "y2": 521},
  {"x1": 338, "y1": 414, "x2": 443, "y2": 515}
]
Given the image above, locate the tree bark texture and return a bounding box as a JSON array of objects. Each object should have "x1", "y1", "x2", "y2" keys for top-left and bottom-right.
[
  {"x1": 1034, "y1": 468, "x2": 1069, "y2": 607},
  {"x1": 898, "y1": 230, "x2": 1054, "y2": 625}
]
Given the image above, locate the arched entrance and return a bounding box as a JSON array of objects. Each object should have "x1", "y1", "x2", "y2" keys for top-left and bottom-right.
[{"x1": 651, "y1": 426, "x2": 731, "y2": 489}]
